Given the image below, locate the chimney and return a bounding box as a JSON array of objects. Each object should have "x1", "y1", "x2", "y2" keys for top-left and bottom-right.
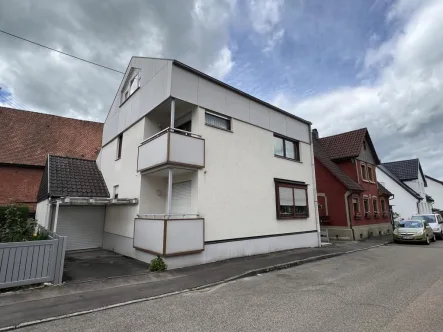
[{"x1": 312, "y1": 128, "x2": 319, "y2": 139}]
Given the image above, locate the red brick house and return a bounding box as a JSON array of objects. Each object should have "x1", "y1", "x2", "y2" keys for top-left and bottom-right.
[
  {"x1": 0, "y1": 107, "x2": 103, "y2": 214},
  {"x1": 313, "y1": 128, "x2": 393, "y2": 240}
]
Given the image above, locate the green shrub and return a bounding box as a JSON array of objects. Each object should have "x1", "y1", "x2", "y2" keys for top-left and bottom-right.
[
  {"x1": 0, "y1": 205, "x2": 43, "y2": 243},
  {"x1": 149, "y1": 256, "x2": 167, "y2": 272}
]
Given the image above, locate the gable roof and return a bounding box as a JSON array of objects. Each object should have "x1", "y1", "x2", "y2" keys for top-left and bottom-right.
[
  {"x1": 378, "y1": 182, "x2": 393, "y2": 197},
  {"x1": 381, "y1": 159, "x2": 427, "y2": 185},
  {"x1": 313, "y1": 138, "x2": 364, "y2": 192},
  {"x1": 425, "y1": 175, "x2": 443, "y2": 186},
  {"x1": 318, "y1": 128, "x2": 380, "y2": 164},
  {"x1": 377, "y1": 165, "x2": 422, "y2": 200},
  {"x1": 37, "y1": 155, "x2": 109, "y2": 202},
  {"x1": 0, "y1": 107, "x2": 103, "y2": 167}
]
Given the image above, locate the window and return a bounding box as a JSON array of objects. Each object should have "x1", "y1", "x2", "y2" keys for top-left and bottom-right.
[
  {"x1": 360, "y1": 163, "x2": 368, "y2": 181},
  {"x1": 275, "y1": 180, "x2": 309, "y2": 219},
  {"x1": 372, "y1": 198, "x2": 378, "y2": 213},
  {"x1": 274, "y1": 135, "x2": 300, "y2": 161},
  {"x1": 363, "y1": 197, "x2": 370, "y2": 214},
  {"x1": 205, "y1": 111, "x2": 231, "y2": 131},
  {"x1": 367, "y1": 166, "x2": 374, "y2": 182},
  {"x1": 116, "y1": 134, "x2": 123, "y2": 159},
  {"x1": 380, "y1": 198, "x2": 386, "y2": 214},
  {"x1": 113, "y1": 185, "x2": 119, "y2": 199},
  {"x1": 121, "y1": 72, "x2": 140, "y2": 104},
  {"x1": 352, "y1": 197, "x2": 360, "y2": 215}
]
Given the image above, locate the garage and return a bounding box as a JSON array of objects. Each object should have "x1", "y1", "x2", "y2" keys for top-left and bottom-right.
[{"x1": 56, "y1": 206, "x2": 106, "y2": 251}]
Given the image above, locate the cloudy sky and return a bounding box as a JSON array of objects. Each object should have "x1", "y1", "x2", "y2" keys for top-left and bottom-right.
[{"x1": 1, "y1": 0, "x2": 443, "y2": 178}]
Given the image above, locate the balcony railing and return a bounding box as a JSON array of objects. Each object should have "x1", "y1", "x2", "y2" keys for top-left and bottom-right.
[{"x1": 138, "y1": 127, "x2": 205, "y2": 172}]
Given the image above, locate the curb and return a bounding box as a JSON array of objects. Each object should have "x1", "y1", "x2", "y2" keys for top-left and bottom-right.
[{"x1": 0, "y1": 241, "x2": 391, "y2": 331}]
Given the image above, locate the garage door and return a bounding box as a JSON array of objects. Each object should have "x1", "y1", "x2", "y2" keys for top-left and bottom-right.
[
  {"x1": 171, "y1": 181, "x2": 192, "y2": 214},
  {"x1": 56, "y1": 206, "x2": 105, "y2": 251}
]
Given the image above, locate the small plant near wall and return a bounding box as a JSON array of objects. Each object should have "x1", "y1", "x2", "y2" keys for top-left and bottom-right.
[
  {"x1": 0, "y1": 205, "x2": 47, "y2": 243},
  {"x1": 149, "y1": 256, "x2": 167, "y2": 272}
]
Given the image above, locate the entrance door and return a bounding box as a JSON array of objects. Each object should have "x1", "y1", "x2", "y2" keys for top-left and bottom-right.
[{"x1": 171, "y1": 181, "x2": 192, "y2": 214}]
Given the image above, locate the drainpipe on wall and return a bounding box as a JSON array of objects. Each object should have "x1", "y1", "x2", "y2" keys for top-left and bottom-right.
[
  {"x1": 53, "y1": 199, "x2": 61, "y2": 232},
  {"x1": 309, "y1": 128, "x2": 322, "y2": 247},
  {"x1": 345, "y1": 191, "x2": 355, "y2": 241}
]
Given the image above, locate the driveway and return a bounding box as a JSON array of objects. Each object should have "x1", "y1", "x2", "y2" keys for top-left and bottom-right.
[
  {"x1": 63, "y1": 249, "x2": 149, "y2": 282},
  {"x1": 22, "y1": 241, "x2": 443, "y2": 332}
]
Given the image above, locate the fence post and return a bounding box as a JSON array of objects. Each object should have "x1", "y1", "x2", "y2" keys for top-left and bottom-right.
[{"x1": 53, "y1": 235, "x2": 67, "y2": 285}]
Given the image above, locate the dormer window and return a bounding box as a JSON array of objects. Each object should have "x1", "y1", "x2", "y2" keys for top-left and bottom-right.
[{"x1": 120, "y1": 69, "x2": 140, "y2": 105}]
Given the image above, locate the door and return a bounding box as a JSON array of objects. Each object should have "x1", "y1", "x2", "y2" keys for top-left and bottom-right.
[
  {"x1": 56, "y1": 206, "x2": 105, "y2": 251},
  {"x1": 171, "y1": 181, "x2": 192, "y2": 215}
]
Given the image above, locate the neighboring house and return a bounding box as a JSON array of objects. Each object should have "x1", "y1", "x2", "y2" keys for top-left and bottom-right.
[
  {"x1": 424, "y1": 175, "x2": 443, "y2": 213},
  {"x1": 378, "y1": 159, "x2": 433, "y2": 217},
  {"x1": 0, "y1": 107, "x2": 103, "y2": 215},
  {"x1": 313, "y1": 128, "x2": 393, "y2": 240},
  {"x1": 93, "y1": 56, "x2": 321, "y2": 269}
]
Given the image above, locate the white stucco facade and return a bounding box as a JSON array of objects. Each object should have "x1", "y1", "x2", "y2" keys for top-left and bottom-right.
[
  {"x1": 404, "y1": 173, "x2": 433, "y2": 214},
  {"x1": 425, "y1": 176, "x2": 443, "y2": 211},
  {"x1": 376, "y1": 168, "x2": 420, "y2": 219},
  {"x1": 99, "y1": 57, "x2": 321, "y2": 268}
]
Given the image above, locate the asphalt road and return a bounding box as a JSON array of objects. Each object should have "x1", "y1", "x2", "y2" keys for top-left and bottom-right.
[{"x1": 18, "y1": 241, "x2": 443, "y2": 332}]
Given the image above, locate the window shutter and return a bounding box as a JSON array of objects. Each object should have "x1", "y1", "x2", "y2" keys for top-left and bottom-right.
[
  {"x1": 279, "y1": 187, "x2": 293, "y2": 206},
  {"x1": 294, "y1": 189, "x2": 307, "y2": 206}
]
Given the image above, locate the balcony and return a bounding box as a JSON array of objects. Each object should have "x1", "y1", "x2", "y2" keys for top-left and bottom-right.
[
  {"x1": 134, "y1": 215, "x2": 204, "y2": 256},
  {"x1": 138, "y1": 127, "x2": 205, "y2": 173}
]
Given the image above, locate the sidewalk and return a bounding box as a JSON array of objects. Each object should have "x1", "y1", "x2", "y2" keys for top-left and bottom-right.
[{"x1": 0, "y1": 236, "x2": 391, "y2": 330}]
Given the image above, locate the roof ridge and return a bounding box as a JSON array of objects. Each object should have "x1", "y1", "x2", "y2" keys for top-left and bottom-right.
[
  {"x1": 319, "y1": 127, "x2": 367, "y2": 140},
  {"x1": 0, "y1": 107, "x2": 103, "y2": 124},
  {"x1": 48, "y1": 154, "x2": 97, "y2": 162}
]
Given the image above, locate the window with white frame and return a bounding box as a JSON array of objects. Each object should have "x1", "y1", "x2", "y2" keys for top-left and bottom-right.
[
  {"x1": 367, "y1": 165, "x2": 374, "y2": 182},
  {"x1": 363, "y1": 197, "x2": 370, "y2": 214},
  {"x1": 205, "y1": 111, "x2": 231, "y2": 131},
  {"x1": 372, "y1": 197, "x2": 378, "y2": 214},
  {"x1": 360, "y1": 163, "x2": 368, "y2": 181},
  {"x1": 380, "y1": 197, "x2": 386, "y2": 214},
  {"x1": 352, "y1": 197, "x2": 360, "y2": 215},
  {"x1": 121, "y1": 71, "x2": 140, "y2": 104}
]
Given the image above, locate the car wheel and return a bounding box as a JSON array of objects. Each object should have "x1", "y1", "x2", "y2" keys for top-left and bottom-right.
[
  {"x1": 425, "y1": 236, "x2": 431, "y2": 245},
  {"x1": 440, "y1": 231, "x2": 443, "y2": 240},
  {"x1": 432, "y1": 234, "x2": 437, "y2": 242}
]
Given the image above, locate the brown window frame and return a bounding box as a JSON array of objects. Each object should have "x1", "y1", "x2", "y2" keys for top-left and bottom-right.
[
  {"x1": 275, "y1": 180, "x2": 309, "y2": 219},
  {"x1": 274, "y1": 134, "x2": 300, "y2": 162}
]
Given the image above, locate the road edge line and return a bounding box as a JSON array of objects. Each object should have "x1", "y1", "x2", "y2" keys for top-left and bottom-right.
[{"x1": 0, "y1": 241, "x2": 391, "y2": 331}]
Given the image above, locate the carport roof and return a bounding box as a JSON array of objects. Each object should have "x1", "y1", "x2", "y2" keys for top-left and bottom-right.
[{"x1": 37, "y1": 155, "x2": 109, "y2": 202}]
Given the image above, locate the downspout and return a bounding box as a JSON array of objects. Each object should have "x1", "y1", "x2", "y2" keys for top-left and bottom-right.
[
  {"x1": 345, "y1": 191, "x2": 355, "y2": 241},
  {"x1": 309, "y1": 127, "x2": 321, "y2": 247},
  {"x1": 53, "y1": 199, "x2": 61, "y2": 232}
]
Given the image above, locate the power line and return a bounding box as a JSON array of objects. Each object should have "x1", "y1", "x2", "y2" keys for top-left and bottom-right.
[{"x1": 0, "y1": 29, "x2": 125, "y2": 74}]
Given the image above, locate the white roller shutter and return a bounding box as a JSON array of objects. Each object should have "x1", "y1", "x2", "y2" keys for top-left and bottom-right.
[
  {"x1": 56, "y1": 206, "x2": 105, "y2": 251},
  {"x1": 171, "y1": 181, "x2": 192, "y2": 214}
]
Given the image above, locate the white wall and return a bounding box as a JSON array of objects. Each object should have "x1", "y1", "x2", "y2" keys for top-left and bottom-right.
[
  {"x1": 404, "y1": 171, "x2": 432, "y2": 213},
  {"x1": 426, "y1": 177, "x2": 443, "y2": 210},
  {"x1": 194, "y1": 107, "x2": 318, "y2": 242},
  {"x1": 35, "y1": 199, "x2": 51, "y2": 228},
  {"x1": 100, "y1": 118, "x2": 145, "y2": 237},
  {"x1": 377, "y1": 168, "x2": 419, "y2": 219},
  {"x1": 170, "y1": 65, "x2": 310, "y2": 144}
]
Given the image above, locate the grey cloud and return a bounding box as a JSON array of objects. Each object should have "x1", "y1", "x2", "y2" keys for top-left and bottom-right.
[{"x1": 0, "y1": 0, "x2": 235, "y2": 120}]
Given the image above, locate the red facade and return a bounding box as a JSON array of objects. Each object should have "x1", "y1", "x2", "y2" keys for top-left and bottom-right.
[{"x1": 313, "y1": 128, "x2": 392, "y2": 239}]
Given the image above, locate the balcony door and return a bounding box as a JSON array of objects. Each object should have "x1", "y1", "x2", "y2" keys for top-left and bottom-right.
[{"x1": 171, "y1": 181, "x2": 192, "y2": 214}]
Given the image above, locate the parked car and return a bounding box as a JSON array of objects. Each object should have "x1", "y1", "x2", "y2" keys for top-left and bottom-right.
[
  {"x1": 393, "y1": 220, "x2": 436, "y2": 244},
  {"x1": 411, "y1": 214, "x2": 443, "y2": 239}
]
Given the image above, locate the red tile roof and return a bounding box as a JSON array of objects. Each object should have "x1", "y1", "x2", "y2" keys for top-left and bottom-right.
[
  {"x1": 0, "y1": 107, "x2": 103, "y2": 166},
  {"x1": 319, "y1": 128, "x2": 380, "y2": 164}
]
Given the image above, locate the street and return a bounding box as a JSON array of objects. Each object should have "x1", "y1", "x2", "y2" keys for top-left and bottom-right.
[{"x1": 17, "y1": 241, "x2": 443, "y2": 332}]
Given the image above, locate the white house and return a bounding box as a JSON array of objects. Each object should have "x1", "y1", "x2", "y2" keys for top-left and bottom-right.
[
  {"x1": 425, "y1": 175, "x2": 443, "y2": 212},
  {"x1": 377, "y1": 159, "x2": 432, "y2": 220},
  {"x1": 92, "y1": 57, "x2": 321, "y2": 268}
]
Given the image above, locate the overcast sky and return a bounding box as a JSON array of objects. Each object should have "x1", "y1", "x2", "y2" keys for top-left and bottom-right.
[{"x1": 1, "y1": 0, "x2": 443, "y2": 178}]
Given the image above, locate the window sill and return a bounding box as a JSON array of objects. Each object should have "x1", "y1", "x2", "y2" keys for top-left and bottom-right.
[
  {"x1": 278, "y1": 215, "x2": 309, "y2": 220},
  {"x1": 274, "y1": 155, "x2": 302, "y2": 163},
  {"x1": 205, "y1": 123, "x2": 233, "y2": 133}
]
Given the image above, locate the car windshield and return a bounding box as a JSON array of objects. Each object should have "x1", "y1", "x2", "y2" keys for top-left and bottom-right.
[
  {"x1": 398, "y1": 221, "x2": 423, "y2": 228},
  {"x1": 411, "y1": 215, "x2": 436, "y2": 224}
]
